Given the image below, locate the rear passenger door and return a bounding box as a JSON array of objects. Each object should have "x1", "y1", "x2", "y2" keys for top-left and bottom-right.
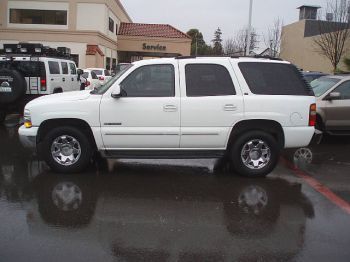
[
  {"x1": 47, "y1": 60, "x2": 62, "y2": 93},
  {"x1": 179, "y1": 59, "x2": 244, "y2": 149}
]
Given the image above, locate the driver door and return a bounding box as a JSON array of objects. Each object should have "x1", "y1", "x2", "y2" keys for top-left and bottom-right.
[
  {"x1": 325, "y1": 81, "x2": 350, "y2": 131},
  {"x1": 100, "y1": 63, "x2": 180, "y2": 149}
]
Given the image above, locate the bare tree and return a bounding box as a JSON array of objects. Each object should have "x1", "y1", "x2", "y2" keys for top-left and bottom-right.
[
  {"x1": 232, "y1": 27, "x2": 259, "y2": 56},
  {"x1": 314, "y1": 0, "x2": 350, "y2": 71},
  {"x1": 224, "y1": 38, "x2": 238, "y2": 55},
  {"x1": 264, "y1": 18, "x2": 283, "y2": 57}
]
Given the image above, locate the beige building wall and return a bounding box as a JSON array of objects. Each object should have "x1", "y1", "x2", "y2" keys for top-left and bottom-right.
[{"x1": 280, "y1": 20, "x2": 350, "y2": 74}]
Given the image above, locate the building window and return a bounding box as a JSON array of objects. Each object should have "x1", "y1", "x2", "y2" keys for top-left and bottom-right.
[
  {"x1": 109, "y1": 17, "x2": 114, "y2": 32},
  {"x1": 9, "y1": 9, "x2": 67, "y2": 25},
  {"x1": 115, "y1": 23, "x2": 118, "y2": 35},
  {"x1": 112, "y1": 58, "x2": 117, "y2": 71}
]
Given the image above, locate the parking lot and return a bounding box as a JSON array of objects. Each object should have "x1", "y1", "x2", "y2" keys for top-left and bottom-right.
[{"x1": 0, "y1": 117, "x2": 349, "y2": 262}]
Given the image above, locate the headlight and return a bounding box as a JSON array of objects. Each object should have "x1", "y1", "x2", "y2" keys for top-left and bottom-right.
[{"x1": 24, "y1": 109, "x2": 32, "y2": 128}]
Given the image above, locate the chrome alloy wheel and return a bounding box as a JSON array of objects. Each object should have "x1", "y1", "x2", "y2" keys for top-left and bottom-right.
[
  {"x1": 241, "y1": 139, "x2": 271, "y2": 170},
  {"x1": 51, "y1": 135, "x2": 81, "y2": 166},
  {"x1": 52, "y1": 182, "x2": 83, "y2": 211}
]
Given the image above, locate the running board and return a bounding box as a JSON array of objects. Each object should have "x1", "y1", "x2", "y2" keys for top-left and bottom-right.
[{"x1": 101, "y1": 150, "x2": 226, "y2": 159}]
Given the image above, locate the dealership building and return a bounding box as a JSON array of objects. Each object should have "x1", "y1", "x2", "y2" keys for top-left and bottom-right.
[{"x1": 0, "y1": 0, "x2": 191, "y2": 69}]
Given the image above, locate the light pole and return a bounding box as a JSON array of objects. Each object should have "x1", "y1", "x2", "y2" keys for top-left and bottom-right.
[{"x1": 246, "y1": 0, "x2": 253, "y2": 56}]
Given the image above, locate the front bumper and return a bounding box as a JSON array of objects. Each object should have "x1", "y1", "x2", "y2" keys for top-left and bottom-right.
[{"x1": 18, "y1": 125, "x2": 39, "y2": 150}]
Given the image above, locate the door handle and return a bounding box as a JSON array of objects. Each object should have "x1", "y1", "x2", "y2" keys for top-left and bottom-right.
[
  {"x1": 163, "y1": 105, "x2": 178, "y2": 112},
  {"x1": 224, "y1": 104, "x2": 237, "y2": 111},
  {"x1": 62, "y1": 78, "x2": 65, "y2": 82},
  {"x1": 71, "y1": 78, "x2": 74, "y2": 81}
]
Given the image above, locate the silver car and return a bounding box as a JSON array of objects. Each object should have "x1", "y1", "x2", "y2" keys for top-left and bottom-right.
[{"x1": 311, "y1": 75, "x2": 350, "y2": 134}]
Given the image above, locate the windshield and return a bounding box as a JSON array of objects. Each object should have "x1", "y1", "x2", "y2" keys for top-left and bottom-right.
[
  {"x1": 311, "y1": 77, "x2": 341, "y2": 97},
  {"x1": 90, "y1": 64, "x2": 133, "y2": 95}
]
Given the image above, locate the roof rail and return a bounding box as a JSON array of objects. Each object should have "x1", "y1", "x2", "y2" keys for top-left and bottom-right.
[{"x1": 175, "y1": 55, "x2": 283, "y2": 61}]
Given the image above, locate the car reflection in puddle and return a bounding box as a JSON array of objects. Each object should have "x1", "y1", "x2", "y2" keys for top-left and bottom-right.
[{"x1": 0, "y1": 123, "x2": 315, "y2": 261}]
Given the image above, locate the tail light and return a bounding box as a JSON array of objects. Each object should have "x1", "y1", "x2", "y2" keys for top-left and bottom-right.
[
  {"x1": 99, "y1": 76, "x2": 104, "y2": 81},
  {"x1": 85, "y1": 80, "x2": 91, "y2": 87},
  {"x1": 309, "y1": 103, "x2": 317, "y2": 126},
  {"x1": 40, "y1": 77, "x2": 46, "y2": 91}
]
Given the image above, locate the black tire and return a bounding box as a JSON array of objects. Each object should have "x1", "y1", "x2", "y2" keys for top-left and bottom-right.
[
  {"x1": 230, "y1": 131, "x2": 279, "y2": 178},
  {"x1": 0, "y1": 110, "x2": 6, "y2": 124},
  {"x1": 0, "y1": 69, "x2": 26, "y2": 104},
  {"x1": 41, "y1": 126, "x2": 93, "y2": 173}
]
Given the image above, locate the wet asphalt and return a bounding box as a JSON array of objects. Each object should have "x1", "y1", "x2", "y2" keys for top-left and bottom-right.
[{"x1": 0, "y1": 116, "x2": 350, "y2": 262}]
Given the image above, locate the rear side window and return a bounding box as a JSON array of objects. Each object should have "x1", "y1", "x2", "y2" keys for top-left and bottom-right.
[
  {"x1": 69, "y1": 63, "x2": 77, "y2": 75},
  {"x1": 91, "y1": 71, "x2": 98, "y2": 79},
  {"x1": 48, "y1": 61, "x2": 60, "y2": 74},
  {"x1": 239, "y1": 62, "x2": 313, "y2": 96},
  {"x1": 185, "y1": 64, "x2": 236, "y2": 97},
  {"x1": 61, "y1": 62, "x2": 68, "y2": 74}
]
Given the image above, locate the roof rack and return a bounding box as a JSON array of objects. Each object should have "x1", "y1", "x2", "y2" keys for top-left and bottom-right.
[
  {"x1": 0, "y1": 43, "x2": 72, "y2": 59},
  {"x1": 175, "y1": 55, "x2": 283, "y2": 61}
]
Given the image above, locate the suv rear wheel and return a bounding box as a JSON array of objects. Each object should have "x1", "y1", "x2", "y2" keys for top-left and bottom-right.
[
  {"x1": 230, "y1": 131, "x2": 279, "y2": 178},
  {"x1": 42, "y1": 126, "x2": 93, "y2": 173}
]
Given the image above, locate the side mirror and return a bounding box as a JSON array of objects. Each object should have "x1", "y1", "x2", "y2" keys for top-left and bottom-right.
[
  {"x1": 77, "y1": 69, "x2": 83, "y2": 75},
  {"x1": 325, "y1": 92, "x2": 341, "y2": 101},
  {"x1": 111, "y1": 85, "x2": 121, "y2": 98}
]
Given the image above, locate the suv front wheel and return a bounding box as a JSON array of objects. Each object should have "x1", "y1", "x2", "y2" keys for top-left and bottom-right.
[
  {"x1": 42, "y1": 126, "x2": 93, "y2": 173},
  {"x1": 230, "y1": 131, "x2": 279, "y2": 178}
]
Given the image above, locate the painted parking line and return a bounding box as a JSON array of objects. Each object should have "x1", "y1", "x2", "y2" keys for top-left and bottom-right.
[{"x1": 281, "y1": 157, "x2": 350, "y2": 215}]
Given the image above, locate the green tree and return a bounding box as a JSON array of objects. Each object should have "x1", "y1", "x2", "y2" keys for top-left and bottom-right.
[
  {"x1": 186, "y1": 29, "x2": 209, "y2": 55},
  {"x1": 212, "y1": 28, "x2": 223, "y2": 55}
]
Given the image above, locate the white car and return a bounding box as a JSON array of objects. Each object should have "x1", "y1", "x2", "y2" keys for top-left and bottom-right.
[
  {"x1": 81, "y1": 70, "x2": 101, "y2": 90},
  {"x1": 0, "y1": 43, "x2": 80, "y2": 123},
  {"x1": 19, "y1": 57, "x2": 316, "y2": 177},
  {"x1": 86, "y1": 68, "x2": 112, "y2": 85}
]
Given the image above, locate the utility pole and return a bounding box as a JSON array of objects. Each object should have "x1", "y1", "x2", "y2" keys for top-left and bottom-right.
[{"x1": 246, "y1": 0, "x2": 253, "y2": 56}]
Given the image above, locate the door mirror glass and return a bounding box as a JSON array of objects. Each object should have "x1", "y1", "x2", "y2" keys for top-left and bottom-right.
[
  {"x1": 111, "y1": 85, "x2": 121, "y2": 98},
  {"x1": 326, "y1": 92, "x2": 341, "y2": 100}
]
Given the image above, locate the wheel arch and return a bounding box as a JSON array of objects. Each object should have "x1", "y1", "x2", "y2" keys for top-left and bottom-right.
[
  {"x1": 227, "y1": 119, "x2": 285, "y2": 150},
  {"x1": 37, "y1": 118, "x2": 97, "y2": 151}
]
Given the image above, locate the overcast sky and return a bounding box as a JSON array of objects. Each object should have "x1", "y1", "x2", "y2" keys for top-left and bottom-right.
[{"x1": 121, "y1": 0, "x2": 330, "y2": 50}]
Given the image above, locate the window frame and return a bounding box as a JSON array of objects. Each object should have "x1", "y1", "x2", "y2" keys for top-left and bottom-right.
[
  {"x1": 120, "y1": 64, "x2": 176, "y2": 98},
  {"x1": 184, "y1": 63, "x2": 236, "y2": 97}
]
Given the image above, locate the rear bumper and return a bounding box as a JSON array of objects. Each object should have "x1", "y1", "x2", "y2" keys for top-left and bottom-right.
[
  {"x1": 283, "y1": 126, "x2": 315, "y2": 148},
  {"x1": 18, "y1": 125, "x2": 38, "y2": 150}
]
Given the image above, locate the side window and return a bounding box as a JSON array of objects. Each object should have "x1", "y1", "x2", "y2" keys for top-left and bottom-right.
[
  {"x1": 239, "y1": 62, "x2": 313, "y2": 96},
  {"x1": 91, "y1": 71, "x2": 98, "y2": 80},
  {"x1": 48, "y1": 61, "x2": 60, "y2": 74},
  {"x1": 121, "y1": 64, "x2": 175, "y2": 97},
  {"x1": 69, "y1": 63, "x2": 77, "y2": 75},
  {"x1": 61, "y1": 62, "x2": 68, "y2": 74},
  {"x1": 333, "y1": 81, "x2": 350, "y2": 100},
  {"x1": 185, "y1": 64, "x2": 236, "y2": 97}
]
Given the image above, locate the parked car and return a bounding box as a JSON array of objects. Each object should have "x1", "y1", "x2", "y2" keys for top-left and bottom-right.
[
  {"x1": 81, "y1": 70, "x2": 101, "y2": 90},
  {"x1": 303, "y1": 71, "x2": 328, "y2": 83},
  {"x1": 0, "y1": 43, "x2": 80, "y2": 124},
  {"x1": 86, "y1": 68, "x2": 112, "y2": 85},
  {"x1": 310, "y1": 75, "x2": 350, "y2": 134},
  {"x1": 19, "y1": 57, "x2": 316, "y2": 177}
]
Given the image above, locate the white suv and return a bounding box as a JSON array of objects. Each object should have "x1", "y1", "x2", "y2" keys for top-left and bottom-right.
[
  {"x1": 18, "y1": 57, "x2": 316, "y2": 177},
  {"x1": 86, "y1": 68, "x2": 112, "y2": 85},
  {"x1": 0, "y1": 43, "x2": 80, "y2": 123}
]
